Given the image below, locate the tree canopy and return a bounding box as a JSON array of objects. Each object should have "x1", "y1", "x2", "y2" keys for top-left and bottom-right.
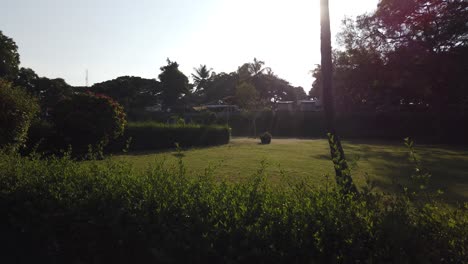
[
  {"x1": 158, "y1": 59, "x2": 190, "y2": 111},
  {"x1": 91, "y1": 76, "x2": 161, "y2": 112},
  {"x1": 0, "y1": 31, "x2": 20, "y2": 80},
  {"x1": 311, "y1": 0, "x2": 468, "y2": 113}
]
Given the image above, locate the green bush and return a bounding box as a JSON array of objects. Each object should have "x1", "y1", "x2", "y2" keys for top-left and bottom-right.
[
  {"x1": 260, "y1": 132, "x2": 272, "y2": 144},
  {"x1": 0, "y1": 151, "x2": 466, "y2": 263},
  {"x1": 109, "y1": 122, "x2": 230, "y2": 151},
  {"x1": 52, "y1": 92, "x2": 126, "y2": 154},
  {"x1": 0, "y1": 79, "x2": 39, "y2": 151}
]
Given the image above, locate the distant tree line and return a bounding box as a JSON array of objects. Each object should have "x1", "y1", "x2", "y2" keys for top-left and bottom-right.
[
  {"x1": 88, "y1": 58, "x2": 308, "y2": 117},
  {"x1": 1, "y1": 29, "x2": 308, "y2": 121},
  {"x1": 310, "y1": 0, "x2": 468, "y2": 114}
]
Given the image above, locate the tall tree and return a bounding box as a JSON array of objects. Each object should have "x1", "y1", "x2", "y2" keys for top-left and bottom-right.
[
  {"x1": 320, "y1": 0, "x2": 357, "y2": 193},
  {"x1": 203, "y1": 72, "x2": 238, "y2": 103},
  {"x1": 248, "y1": 58, "x2": 270, "y2": 76},
  {"x1": 0, "y1": 31, "x2": 20, "y2": 80},
  {"x1": 158, "y1": 59, "x2": 190, "y2": 111},
  {"x1": 191, "y1": 65, "x2": 214, "y2": 93},
  {"x1": 235, "y1": 81, "x2": 261, "y2": 137}
]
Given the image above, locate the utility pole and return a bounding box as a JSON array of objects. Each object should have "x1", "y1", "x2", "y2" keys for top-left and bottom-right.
[
  {"x1": 85, "y1": 69, "x2": 89, "y2": 87},
  {"x1": 320, "y1": 0, "x2": 357, "y2": 193}
]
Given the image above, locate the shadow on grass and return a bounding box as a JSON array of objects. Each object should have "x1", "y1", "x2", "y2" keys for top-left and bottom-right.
[{"x1": 342, "y1": 142, "x2": 467, "y2": 203}]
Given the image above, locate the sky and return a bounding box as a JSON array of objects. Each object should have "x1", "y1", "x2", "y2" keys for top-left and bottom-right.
[{"x1": 1, "y1": 0, "x2": 379, "y2": 91}]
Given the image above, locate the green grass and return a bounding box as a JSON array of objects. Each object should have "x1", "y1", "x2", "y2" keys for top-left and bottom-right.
[{"x1": 112, "y1": 138, "x2": 468, "y2": 201}]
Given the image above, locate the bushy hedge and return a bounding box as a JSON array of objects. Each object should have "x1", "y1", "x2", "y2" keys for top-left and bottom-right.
[
  {"x1": 0, "y1": 79, "x2": 39, "y2": 151},
  {"x1": 52, "y1": 92, "x2": 126, "y2": 154},
  {"x1": 0, "y1": 151, "x2": 466, "y2": 263},
  {"x1": 110, "y1": 122, "x2": 231, "y2": 151}
]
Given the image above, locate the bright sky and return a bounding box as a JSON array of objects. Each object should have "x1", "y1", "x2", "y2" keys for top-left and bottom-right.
[{"x1": 1, "y1": 0, "x2": 379, "y2": 90}]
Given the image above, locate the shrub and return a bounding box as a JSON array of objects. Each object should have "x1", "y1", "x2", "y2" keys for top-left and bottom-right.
[
  {"x1": 0, "y1": 79, "x2": 39, "y2": 151},
  {"x1": 260, "y1": 131, "x2": 272, "y2": 144},
  {"x1": 0, "y1": 151, "x2": 466, "y2": 263},
  {"x1": 109, "y1": 122, "x2": 230, "y2": 151},
  {"x1": 52, "y1": 92, "x2": 126, "y2": 154}
]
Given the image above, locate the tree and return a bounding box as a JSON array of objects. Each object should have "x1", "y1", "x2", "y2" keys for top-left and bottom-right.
[
  {"x1": 0, "y1": 79, "x2": 39, "y2": 151},
  {"x1": 235, "y1": 81, "x2": 261, "y2": 137},
  {"x1": 14, "y1": 67, "x2": 39, "y2": 92},
  {"x1": 192, "y1": 65, "x2": 214, "y2": 93},
  {"x1": 158, "y1": 59, "x2": 190, "y2": 111},
  {"x1": 248, "y1": 58, "x2": 270, "y2": 76},
  {"x1": 372, "y1": 0, "x2": 468, "y2": 52},
  {"x1": 203, "y1": 72, "x2": 238, "y2": 104},
  {"x1": 310, "y1": 0, "x2": 468, "y2": 114},
  {"x1": 372, "y1": 0, "x2": 468, "y2": 108},
  {"x1": 236, "y1": 81, "x2": 258, "y2": 109},
  {"x1": 0, "y1": 31, "x2": 20, "y2": 80},
  {"x1": 320, "y1": 0, "x2": 357, "y2": 193},
  {"x1": 91, "y1": 76, "x2": 161, "y2": 112},
  {"x1": 34, "y1": 77, "x2": 73, "y2": 112}
]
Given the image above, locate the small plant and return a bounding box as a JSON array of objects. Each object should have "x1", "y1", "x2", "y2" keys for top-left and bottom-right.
[{"x1": 260, "y1": 131, "x2": 272, "y2": 144}]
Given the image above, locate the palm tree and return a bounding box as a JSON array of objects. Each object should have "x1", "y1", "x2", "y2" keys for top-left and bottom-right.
[
  {"x1": 320, "y1": 0, "x2": 357, "y2": 193},
  {"x1": 191, "y1": 65, "x2": 214, "y2": 92},
  {"x1": 248, "y1": 58, "x2": 271, "y2": 76}
]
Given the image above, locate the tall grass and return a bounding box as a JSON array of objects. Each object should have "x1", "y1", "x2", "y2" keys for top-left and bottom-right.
[{"x1": 0, "y1": 149, "x2": 466, "y2": 263}]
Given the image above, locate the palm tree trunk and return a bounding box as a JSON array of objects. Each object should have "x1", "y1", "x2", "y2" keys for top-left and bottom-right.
[{"x1": 320, "y1": 0, "x2": 357, "y2": 193}]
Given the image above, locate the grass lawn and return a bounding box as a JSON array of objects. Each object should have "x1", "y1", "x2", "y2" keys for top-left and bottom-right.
[{"x1": 112, "y1": 138, "x2": 468, "y2": 202}]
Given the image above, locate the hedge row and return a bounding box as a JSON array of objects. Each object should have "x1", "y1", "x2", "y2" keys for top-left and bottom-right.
[
  {"x1": 110, "y1": 122, "x2": 231, "y2": 151},
  {"x1": 0, "y1": 151, "x2": 466, "y2": 263},
  {"x1": 123, "y1": 111, "x2": 468, "y2": 144},
  {"x1": 25, "y1": 121, "x2": 230, "y2": 155},
  {"x1": 225, "y1": 111, "x2": 468, "y2": 144}
]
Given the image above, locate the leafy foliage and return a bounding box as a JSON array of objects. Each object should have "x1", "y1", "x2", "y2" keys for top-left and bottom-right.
[
  {"x1": 159, "y1": 59, "x2": 190, "y2": 111},
  {"x1": 0, "y1": 31, "x2": 20, "y2": 80},
  {"x1": 0, "y1": 148, "x2": 466, "y2": 263},
  {"x1": 90, "y1": 76, "x2": 161, "y2": 112},
  {"x1": 52, "y1": 92, "x2": 126, "y2": 154},
  {"x1": 260, "y1": 132, "x2": 272, "y2": 144},
  {"x1": 235, "y1": 82, "x2": 258, "y2": 109},
  {"x1": 0, "y1": 79, "x2": 39, "y2": 151},
  {"x1": 12, "y1": 67, "x2": 75, "y2": 115},
  {"x1": 191, "y1": 64, "x2": 214, "y2": 93},
  {"x1": 311, "y1": 0, "x2": 468, "y2": 112}
]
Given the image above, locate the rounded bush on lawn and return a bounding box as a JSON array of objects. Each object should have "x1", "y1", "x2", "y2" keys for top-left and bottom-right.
[{"x1": 260, "y1": 132, "x2": 272, "y2": 144}]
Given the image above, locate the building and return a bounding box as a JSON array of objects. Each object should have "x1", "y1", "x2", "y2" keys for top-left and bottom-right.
[
  {"x1": 297, "y1": 99, "x2": 322, "y2": 112},
  {"x1": 276, "y1": 101, "x2": 295, "y2": 111}
]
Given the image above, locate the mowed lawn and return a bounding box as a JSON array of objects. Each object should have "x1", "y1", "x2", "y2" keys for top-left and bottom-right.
[{"x1": 112, "y1": 138, "x2": 468, "y2": 202}]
